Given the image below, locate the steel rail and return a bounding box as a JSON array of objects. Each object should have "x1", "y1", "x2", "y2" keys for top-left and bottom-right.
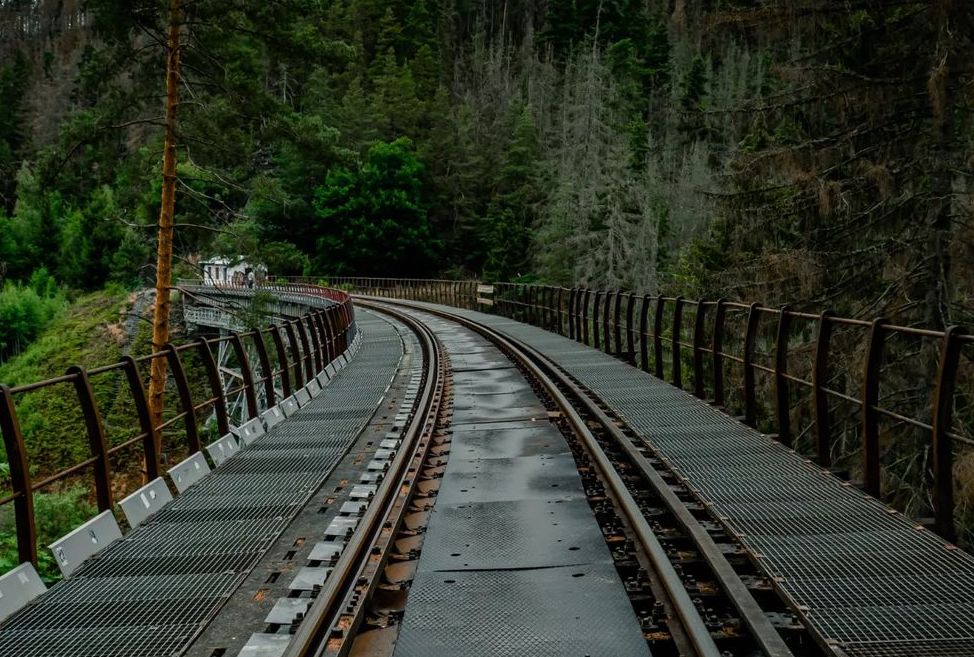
[
  {"x1": 366, "y1": 298, "x2": 728, "y2": 657},
  {"x1": 513, "y1": 341, "x2": 795, "y2": 657},
  {"x1": 283, "y1": 302, "x2": 445, "y2": 657}
]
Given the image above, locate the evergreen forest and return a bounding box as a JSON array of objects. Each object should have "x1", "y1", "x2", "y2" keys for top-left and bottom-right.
[{"x1": 1, "y1": 1, "x2": 973, "y2": 335}]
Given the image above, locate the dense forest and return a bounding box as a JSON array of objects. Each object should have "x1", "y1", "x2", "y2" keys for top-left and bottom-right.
[{"x1": 0, "y1": 0, "x2": 972, "y2": 333}]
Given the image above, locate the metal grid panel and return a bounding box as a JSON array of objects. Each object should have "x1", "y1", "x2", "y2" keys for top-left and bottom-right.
[
  {"x1": 0, "y1": 310, "x2": 408, "y2": 656},
  {"x1": 406, "y1": 301, "x2": 974, "y2": 652},
  {"x1": 394, "y1": 310, "x2": 649, "y2": 657}
]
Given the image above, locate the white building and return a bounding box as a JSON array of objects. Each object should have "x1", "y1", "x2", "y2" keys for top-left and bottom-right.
[{"x1": 200, "y1": 256, "x2": 266, "y2": 286}]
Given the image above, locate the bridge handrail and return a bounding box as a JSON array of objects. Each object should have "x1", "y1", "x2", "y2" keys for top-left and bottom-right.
[
  {"x1": 0, "y1": 284, "x2": 355, "y2": 568},
  {"x1": 327, "y1": 276, "x2": 973, "y2": 543}
]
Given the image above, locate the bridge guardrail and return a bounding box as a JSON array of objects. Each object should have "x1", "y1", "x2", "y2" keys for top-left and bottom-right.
[
  {"x1": 0, "y1": 283, "x2": 355, "y2": 568},
  {"x1": 325, "y1": 276, "x2": 974, "y2": 544}
]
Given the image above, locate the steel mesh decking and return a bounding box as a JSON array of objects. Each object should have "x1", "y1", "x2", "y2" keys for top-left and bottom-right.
[
  {"x1": 0, "y1": 311, "x2": 407, "y2": 657},
  {"x1": 405, "y1": 301, "x2": 974, "y2": 655}
]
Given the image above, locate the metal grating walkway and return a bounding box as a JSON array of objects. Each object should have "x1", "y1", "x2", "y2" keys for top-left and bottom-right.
[
  {"x1": 401, "y1": 302, "x2": 974, "y2": 657},
  {"x1": 393, "y1": 312, "x2": 650, "y2": 657},
  {"x1": 0, "y1": 311, "x2": 406, "y2": 657}
]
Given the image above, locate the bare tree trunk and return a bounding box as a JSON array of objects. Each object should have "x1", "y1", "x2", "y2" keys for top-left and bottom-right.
[{"x1": 147, "y1": 0, "x2": 182, "y2": 440}]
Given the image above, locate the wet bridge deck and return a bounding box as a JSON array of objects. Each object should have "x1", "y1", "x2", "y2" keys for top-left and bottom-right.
[{"x1": 399, "y1": 300, "x2": 974, "y2": 657}]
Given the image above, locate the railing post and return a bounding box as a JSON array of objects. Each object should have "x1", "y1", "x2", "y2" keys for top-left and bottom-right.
[
  {"x1": 530, "y1": 285, "x2": 539, "y2": 326},
  {"x1": 653, "y1": 297, "x2": 665, "y2": 378},
  {"x1": 639, "y1": 295, "x2": 652, "y2": 372},
  {"x1": 932, "y1": 325, "x2": 964, "y2": 542},
  {"x1": 68, "y1": 366, "x2": 114, "y2": 511},
  {"x1": 742, "y1": 303, "x2": 762, "y2": 427},
  {"x1": 592, "y1": 291, "x2": 602, "y2": 349},
  {"x1": 625, "y1": 293, "x2": 636, "y2": 364},
  {"x1": 567, "y1": 289, "x2": 577, "y2": 340},
  {"x1": 197, "y1": 340, "x2": 231, "y2": 436},
  {"x1": 613, "y1": 291, "x2": 623, "y2": 356},
  {"x1": 121, "y1": 356, "x2": 160, "y2": 480},
  {"x1": 581, "y1": 289, "x2": 591, "y2": 346},
  {"x1": 556, "y1": 287, "x2": 565, "y2": 335},
  {"x1": 813, "y1": 311, "x2": 835, "y2": 466},
  {"x1": 603, "y1": 290, "x2": 613, "y2": 354},
  {"x1": 163, "y1": 345, "x2": 202, "y2": 453},
  {"x1": 692, "y1": 301, "x2": 706, "y2": 398},
  {"x1": 270, "y1": 325, "x2": 292, "y2": 398},
  {"x1": 250, "y1": 331, "x2": 276, "y2": 411},
  {"x1": 0, "y1": 384, "x2": 37, "y2": 566},
  {"x1": 228, "y1": 333, "x2": 259, "y2": 421},
  {"x1": 295, "y1": 318, "x2": 315, "y2": 382},
  {"x1": 672, "y1": 296, "x2": 684, "y2": 388},
  {"x1": 307, "y1": 313, "x2": 324, "y2": 372},
  {"x1": 774, "y1": 306, "x2": 792, "y2": 446},
  {"x1": 862, "y1": 318, "x2": 887, "y2": 498},
  {"x1": 319, "y1": 312, "x2": 334, "y2": 363},
  {"x1": 548, "y1": 286, "x2": 558, "y2": 332},
  {"x1": 284, "y1": 321, "x2": 305, "y2": 388},
  {"x1": 712, "y1": 299, "x2": 727, "y2": 406}
]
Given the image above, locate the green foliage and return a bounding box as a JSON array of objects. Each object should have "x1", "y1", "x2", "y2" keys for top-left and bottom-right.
[
  {"x1": 0, "y1": 271, "x2": 68, "y2": 363},
  {"x1": 312, "y1": 138, "x2": 438, "y2": 276},
  {"x1": 0, "y1": 288, "x2": 130, "y2": 472},
  {"x1": 484, "y1": 107, "x2": 540, "y2": 281},
  {"x1": 0, "y1": 50, "x2": 30, "y2": 216}
]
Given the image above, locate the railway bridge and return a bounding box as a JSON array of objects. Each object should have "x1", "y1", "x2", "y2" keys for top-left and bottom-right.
[{"x1": 0, "y1": 278, "x2": 972, "y2": 657}]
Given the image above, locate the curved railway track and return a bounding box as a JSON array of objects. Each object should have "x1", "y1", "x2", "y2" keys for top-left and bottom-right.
[{"x1": 285, "y1": 299, "x2": 819, "y2": 657}]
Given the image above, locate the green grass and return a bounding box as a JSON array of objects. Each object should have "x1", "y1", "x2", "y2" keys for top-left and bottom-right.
[
  {"x1": 0, "y1": 287, "x2": 137, "y2": 473},
  {"x1": 0, "y1": 287, "x2": 140, "y2": 580},
  {"x1": 0, "y1": 286, "x2": 131, "y2": 386}
]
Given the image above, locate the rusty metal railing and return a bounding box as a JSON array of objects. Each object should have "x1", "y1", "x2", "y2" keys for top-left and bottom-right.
[
  {"x1": 331, "y1": 277, "x2": 974, "y2": 544},
  {"x1": 0, "y1": 283, "x2": 355, "y2": 567}
]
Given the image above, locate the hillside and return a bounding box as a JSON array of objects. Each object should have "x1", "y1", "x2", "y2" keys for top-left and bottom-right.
[
  {"x1": 1, "y1": 2, "x2": 971, "y2": 328},
  {"x1": 0, "y1": 287, "x2": 141, "y2": 582}
]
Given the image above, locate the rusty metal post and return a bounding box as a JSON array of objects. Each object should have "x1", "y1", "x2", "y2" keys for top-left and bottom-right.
[
  {"x1": 812, "y1": 311, "x2": 835, "y2": 466},
  {"x1": 295, "y1": 318, "x2": 315, "y2": 382},
  {"x1": 692, "y1": 302, "x2": 706, "y2": 398},
  {"x1": 932, "y1": 325, "x2": 965, "y2": 542},
  {"x1": 549, "y1": 286, "x2": 558, "y2": 332},
  {"x1": 653, "y1": 298, "x2": 665, "y2": 379},
  {"x1": 319, "y1": 312, "x2": 335, "y2": 364},
  {"x1": 672, "y1": 296, "x2": 684, "y2": 388},
  {"x1": 0, "y1": 384, "x2": 37, "y2": 565},
  {"x1": 163, "y1": 345, "x2": 202, "y2": 452},
  {"x1": 196, "y1": 340, "x2": 231, "y2": 435},
  {"x1": 530, "y1": 285, "x2": 539, "y2": 326},
  {"x1": 862, "y1": 318, "x2": 887, "y2": 498},
  {"x1": 581, "y1": 289, "x2": 591, "y2": 345},
  {"x1": 712, "y1": 299, "x2": 727, "y2": 406},
  {"x1": 284, "y1": 322, "x2": 305, "y2": 388},
  {"x1": 613, "y1": 291, "x2": 623, "y2": 356},
  {"x1": 625, "y1": 293, "x2": 636, "y2": 364},
  {"x1": 331, "y1": 305, "x2": 347, "y2": 355},
  {"x1": 249, "y1": 331, "x2": 276, "y2": 410},
  {"x1": 592, "y1": 290, "x2": 602, "y2": 349},
  {"x1": 310, "y1": 312, "x2": 325, "y2": 370},
  {"x1": 774, "y1": 306, "x2": 793, "y2": 446},
  {"x1": 68, "y1": 366, "x2": 114, "y2": 511},
  {"x1": 602, "y1": 290, "x2": 613, "y2": 355},
  {"x1": 567, "y1": 288, "x2": 577, "y2": 339},
  {"x1": 121, "y1": 356, "x2": 160, "y2": 480},
  {"x1": 556, "y1": 287, "x2": 565, "y2": 335},
  {"x1": 639, "y1": 295, "x2": 652, "y2": 372},
  {"x1": 270, "y1": 325, "x2": 292, "y2": 398},
  {"x1": 228, "y1": 333, "x2": 259, "y2": 421},
  {"x1": 742, "y1": 303, "x2": 762, "y2": 427}
]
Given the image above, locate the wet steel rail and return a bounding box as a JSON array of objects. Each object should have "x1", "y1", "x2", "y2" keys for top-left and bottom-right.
[
  {"x1": 285, "y1": 298, "x2": 804, "y2": 657},
  {"x1": 283, "y1": 301, "x2": 446, "y2": 657}
]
